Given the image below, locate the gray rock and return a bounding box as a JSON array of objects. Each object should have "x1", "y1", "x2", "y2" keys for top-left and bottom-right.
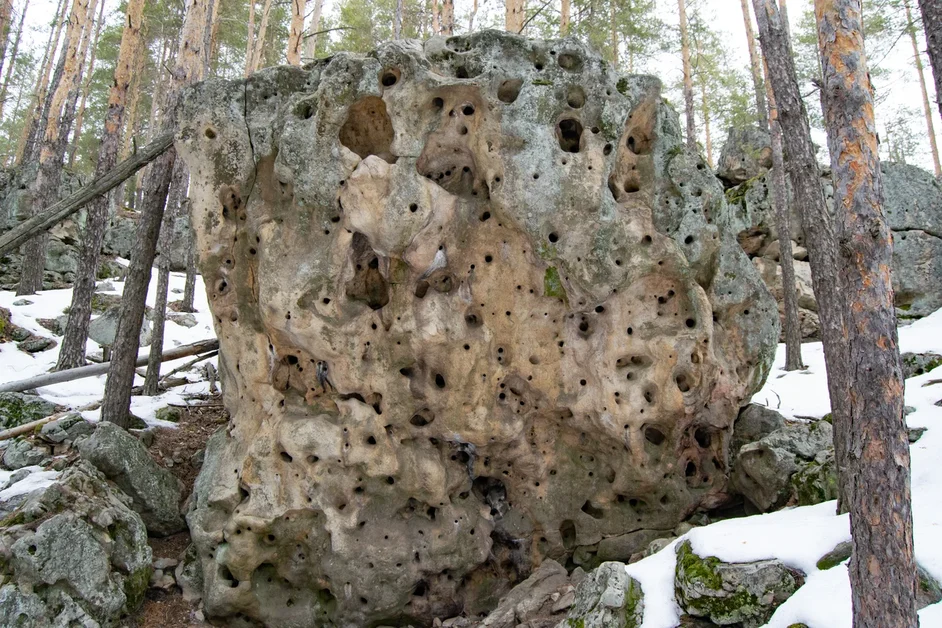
[
  {"x1": 168, "y1": 312, "x2": 198, "y2": 328},
  {"x1": 95, "y1": 281, "x2": 115, "y2": 292},
  {"x1": 10, "y1": 299, "x2": 32, "y2": 306},
  {"x1": 77, "y1": 422, "x2": 184, "y2": 536},
  {"x1": 88, "y1": 306, "x2": 152, "y2": 348},
  {"x1": 0, "y1": 468, "x2": 32, "y2": 491},
  {"x1": 918, "y1": 564, "x2": 942, "y2": 610},
  {"x1": 790, "y1": 449, "x2": 839, "y2": 507},
  {"x1": 645, "y1": 537, "x2": 674, "y2": 557},
  {"x1": 482, "y1": 559, "x2": 569, "y2": 628},
  {"x1": 561, "y1": 562, "x2": 644, "y2": 628},
  {"x1": 597, "y1": 529, "x2": 674, "y2": 563},
  {"x1": 675, "y1": 540, "x2": 803, "y2": 627},
  {"x1": 731, "y1": 404, "x2": 786, "y2": 462},
  {"x1": 0, "y1": 461, "x2": 152, "y2": 626},
  {"x1": 16, "y1": 336, "x2": 57, "y2": 353},
  {"x1": 816, "y1": 540, "x2": 852, "y2": 570},
  {"x1": 901, "y1": 352, "x2": 942, "y2": 379},
  {"x1": 175, "y1": 544, "x2": 204, "y2": 603},
  {"x1": 38, "y1": 413, "x2": 90, "y2": 444},
  {"x1": 2, "y1": 439, "x2": 48, "y2": 470},
  {"x1": 0, "y1": 393, "x2": 57, "y2": 431},
  {"x1": 731, "y1": 421, "x2": 833, "y2": 511},
  {"x1": 716, "y1": 126, "x2": 772, "y2": 187}
]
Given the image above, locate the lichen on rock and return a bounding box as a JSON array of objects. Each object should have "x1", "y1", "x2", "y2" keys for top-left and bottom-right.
[{"x1": 177, "y1": 31, "x2": 778, "y2": 626}]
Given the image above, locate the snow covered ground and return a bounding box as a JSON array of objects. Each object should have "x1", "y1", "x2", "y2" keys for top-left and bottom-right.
[
  {"x1": 0, "y1": 263, "x2": 218, "y2": 427},
  {"x1": 1, "y1": 268, "x2": 941, "y2": 626},
  {"x1": 627, "y1": 310, "x2": 942, "y2": 627}
]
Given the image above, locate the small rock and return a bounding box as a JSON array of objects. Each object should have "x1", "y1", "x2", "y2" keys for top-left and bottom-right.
[
  {"x1": 481, "y1": 559, "x2": 568, "y2": 627},
  {"x1": 731, "y1": 404, "x2": 786, "y2": 463},
  {"x1": 597, "y1": 529, "x2": 673, "y2": 562},
  {"x1": 0, "y1": 468, "x2": 33, "y2": 490},
  {"x1": 645, "y1": 537, "x2": 674, "y2": 557},
  {"x1": 674, "y1": 522, "x2": 695, "y2": 536},
  {"x1": 551, "y1": 588, "x2": 575, "y2": 613},
  {"x1": 0, "y1": 393, "x2": 57, "y2": 431},
  {"x1": 2, "y1": 439, "x2": 48, "y2": 470},
  {"x1": 816, "y1": 540, "x2": 852, "y2": 570},
  {"x1": 908, "y1": 427, "x2": 926, "y2": 444},
  {"x1": 168, "y1": 312, "x2": 198, "y2": 328},
  {"x1": 130, "y1": 428, "x2": 156, "y2": 447},
  {"x1": 155, "y1": 406, "x2": 182, "y2": 423},
  {"x1": 175, "y1": 545, "x2": 204, "y2": 603},
  {"x1": 39, "y1": 413, "x2": 88, "y2": 444},
  {"x1": 16, "y1": 336, "x2": 57, "y2": 354},
  {"x1": 150, "y1": 568, "x2": 176, "y2": 590},
  {"x1": 190, "y1": 448, "x2": 205, "y2": 468},
  {"x1": 88, "y1": 306, "x2": 152, "y2": 348},
  {"x1": 50, "y1": 458, "x2": 68, "y2": 471},
  {"x1": 675, "y1": 540, "x2": 804, "y2": 627},
  {"x1": 918, "y1": 564, "x2": 942, "y2": 610},
  {"x1": 564, "y1": 561, "x2": 644, "y2": 628},
  {"x1": 94, "y1": 281, "x2": 116, "y2": 292},
  {"x1": 901, "y1": 352, "x2": 942, "y2": 379},
  {"x1": 11, "y1": 299, "x2": 32, "y2": 306},
  {"x1": 790, "y1": 449, "x2": 839, "y2": 507},
  {"x1": 570, "y1": 566, "x2": 587, "y2": 587},
  {"x1": 153, "y1": 557, "x2": 179, "y2": 570}
]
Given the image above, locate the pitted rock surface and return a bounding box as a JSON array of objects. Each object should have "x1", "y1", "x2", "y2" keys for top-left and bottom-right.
[{"x1": 177, "y1": 31, "x2": 778, "y2": 627}]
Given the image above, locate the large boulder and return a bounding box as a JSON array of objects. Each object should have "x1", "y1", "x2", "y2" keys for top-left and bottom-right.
[
  {"x1": 561, "y1": 561, "x2": 644, "y2": 628},
  {"x1": 0, "y1": 392, "x2": 57, "y2": 431},
  {"x1": 716, "y1": 126, "x2": 772, "y2": 188},
  {"x1": 77, "y1": 421, "x2": 185, "y2": 536},
  {"x1": 0, "y1": 460, "x2": 152, "y2": 627},
  {"x1": 87, "y1": 306, "x2": 152, "y2": 348},
  {"x1": 178, "y1": 31, "x2": 779, "y2": 626},
  {"x1": 675, "y1": 540, "x2": 803, "y2": 627}
]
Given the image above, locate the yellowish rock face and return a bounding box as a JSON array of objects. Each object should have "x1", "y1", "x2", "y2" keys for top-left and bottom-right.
[{"x1": 178, "y1": 31, "x2": 778, "y2": 627}]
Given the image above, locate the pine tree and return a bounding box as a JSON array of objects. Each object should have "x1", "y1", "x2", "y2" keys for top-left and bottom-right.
[
  {"x1": 287, "y1": 0, "x2": 306, "y2": 64},
  {"x1": 0, "y1": 0, "x2": 28, "y2": 121},
  {"x1": 920, "y1": 0, "x2": 942, "y2": 124},
  {"x1": 57, "y1": 0, "x2": 146, "y2": 370},
  {"x1": 678, "y1": 0, "x2": 696, "y2": 152},
  {"x1": 903, "y1": 0, "x2": 941, "y2": 176},
  {"x1": 816, "y1": 1, "x2": 917, "y2": 625},
  {"x1": 506, "y1": 0, "x2": 524, "y2": 33}
]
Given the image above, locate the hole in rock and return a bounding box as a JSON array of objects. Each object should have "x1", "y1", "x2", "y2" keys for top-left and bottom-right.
[
  {"x1": 462, "y1": 104, "x2": 476, "y2": 116},
  {"x1": 694, "y1": 427, "x2": 712, "y2": 448},
  {"x1": 644, "y1": 427, "x2": 665, "y2": 445},
  {"x1": 560, "y1": 519, "x2": 576, "y2": 550},
  {"x1": 280, "y1": 451, "x2": 293, "y2": 463},
  {"x1": 339, "y1": 96, "x2": 396, "y2": 162},
  {"x1": 557, "y1": 52, "x2": 582, "y2": 71},
  {"x1": 380, "y1": 68, "x2": 400, "y2": 87},
  {"x1": 498, "y1": 79, "x2": 523, "y2": 103},
  {"x1": 566, "y1": 86, "x2": 586, "y2": 108},
  {"x1": 204, "y1": 128, "x2": 216, "y2": 139},
  {"x1": 557, "y1": 118, "x2": 583, "y2": 153},
  {"x1": 435, "y1": 373, "x2": 446, "y2": 388},
  {"x1": 685, "y1": 461, "x2": 697, "y2": 477},
  {"x1": 581, "y1": 500, "x2": 605, "y2": 519}
]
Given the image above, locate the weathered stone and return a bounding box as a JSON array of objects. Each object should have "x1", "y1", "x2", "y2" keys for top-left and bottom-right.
[
  {"x1": 597, "y1": 529, "x2": 674, "y2": 562},
  {"x1": 168, "y1": 312, "x2": 199, "y2": 328},
  {"x1": 751, "y1": 257, "x2": 819, "y2": 340},
  {"x1": 2, "y1": 439, "x2": 48, "y2": 470},
  {"x1": 675, "y1": 540, "x2": 803, "y2": 627},
  {"x1": 481, "y1": 559, "x2": 569, "y2": 628},
  {"x1": 561, "y1": 561, "x2": 643, "y2": 628},
  {"x1": 0, "y1": 393, "x2": 57, "y2": 431},
  {"x1": 38, "y1": 413, "x2": 94, "y2": 444},
  {"x1": 77, "y1": 422, "x2": 184, "y2": 536},
  {"x1": 790, "y1": 449, "x2": 838, "y2": 507},
  {"x1": 901, "y1": 352, "x2": 942, "y2": 379},
  {"x1": 730, "y1": 404, "x2": 786, "y2": 463},
  {"x1": 175, "y1": 544, "x2": 204, "y2": 603},
  {"x1": 0, "y1": 461, "x2": 152, "y2": 626},
  {"x1": 917, "y1": 564, "x2": 942, "y2": 610},
  {"x1": 731, "y1": 421, "x2": 832, "y2": 511},
  {"x1": 178, "y1": 32, "x2": 779, "y2": 626},
  {"x1": 816, "y1": 540, "x2": 851, "y2": 570},
  {"x1": 88, "y1": 306, "x2": 152, "y2": 348},
  {"x1": 16, "y1": 336, "x2": 57, "y2": 354},
  {"x1": 716, "y1": 126, "x2": 772, "y2": 188}
]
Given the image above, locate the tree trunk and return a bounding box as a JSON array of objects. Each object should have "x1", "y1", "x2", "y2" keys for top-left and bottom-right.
[
  {"x1": 0, "y1": 0, "x2": 14, "y2": 83},
  {"x1": 68, "y1": 0, "x2": 105, "y2": 168},
  {"x1": 0, "y1": 0, "x2": 28, "y2": 122},
  {"x1": 560, "y1": 0, "x2": 570, "y2": 35},
  {"x1": 610, "y1": 0, "x2": 618, "y2": 68},
  {"x1": 920, "y1": 0, "x2": 942, "y2": 125},
  {"x1": 14, "y1": 0, "x2": 67, "y2": 165},
  {"x1": 815, "y1": 2, "x2": 917, "y2": 625},
  {"x1": 114, "y1": 41, "x2": 144, "y2": 212},
  {"x1": 764, "y1": 59, "x2": 803, "y2": 371},
  {"x1": 17, "y1": 0, "x2": 91, "y2": 297},
  {"x1": 740, "y1": 0, "x2": 769, "y2": 131},
  {"x1": 468, "y1": 0, "x2": 478, "y2": 31},
  {"x1": 441, "y1": 0, "x2": 454, "y2": 35},
  {"x1": 678, "y1": 0, "x2": 696, "y2": 152},
  {"x1": 251, "y1": 0, "x2": 273, "y2": 73},
  {"x1": 244, "y1": 0, "x2": 255, "y2": 77},
  {"x1": 904, "y1": 0, "x2": 941, "y2": 176},
  {"x1": 143, "y1": 160, "x2": 187, "y2": 395},
  {"x1": 57, "y1": 0, "x2": 145, "y2": 371},
  {"x1": 752, "y1": 0, "x2": 852, "y2": 511},
  {"x1": 394, "y1": 0, "x2": 403, "y2": 39},
  {"x1": 303, "y1": 0, "x2": 323, "y2": 58},
  {"x1": 431, "y1": 0, "x2": 440, "y2": 35},
  {"x1": 697, "y1": 37, "x2": 712, "y2": 166},
  {"x1": 182, "y1": 242, "x2": 198, "y2": 311},
  {"x1": 287, "y1": 0, "x2": 305, "y2": 65},
  {"x1": 100, "y1": 0, "x2": 209, "y2": 429},
  {"x1": 506, "y1": 0, "x2": 524, "y2": 33}
]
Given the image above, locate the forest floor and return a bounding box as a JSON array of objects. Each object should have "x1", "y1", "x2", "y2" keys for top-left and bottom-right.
[{"x1": 1, "y1": 266, "x2": 941, "y2": 626}]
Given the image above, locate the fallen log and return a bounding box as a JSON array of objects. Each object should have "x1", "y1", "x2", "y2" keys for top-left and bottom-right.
[
  {"x1": 0, "y1": 132, "x2": 174, "y2": 257},
  {"x1": 0, "y1": 401, "x2": 101, "y2": 441},
  {"x1": 0, "y1": 338, "x2": 218, "y2": 394}
]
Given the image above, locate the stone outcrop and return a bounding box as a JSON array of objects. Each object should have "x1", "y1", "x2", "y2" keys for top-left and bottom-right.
[
  {"x1": 716, "y1": 126, "x2": 771, "y2": 188},
  {"x1": 0, "y1": 460, "x2": 152, "y2": 627},
  {"x1": 725, "y1": 159, "x2": 942, "y2": 334},
  {"x1": 177, "y1": 31, "x2": 779, "y2": 626},
  {"x1": 674, "y1": 540, "x2": 803, "y2": 627}
]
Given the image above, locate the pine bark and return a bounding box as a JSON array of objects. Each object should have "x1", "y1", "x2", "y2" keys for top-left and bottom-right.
[
  {"x1": 740, "y1": 0, "x2": 769, "y2": 131},
  {"x1": 14, "y1": 0, "x2": 67, "y2": 165},
  {"x1": 815, "y1": 2, "x2": 917, "y2": 625},
  {"x1": 17, "y1": 0, "x2": 91, "y2": 296},
  {"x1": 904, "y1": 0, "x2": 941, "y2": 176},
  {"x1": 244, "y1": 0, "x2": 256, "y2": 77},
  {"x1": 610, "y1": 0, "x2": 618, "y2": 68},
  {"x1": 251, "y1": 0, "x2": 274, "y2": 73},
  {"x1": 0, "y1": 0, "x2": 14, "y2": 82},
  {"x1": 0, "y1": 0, "x2": 28, "y2": 121},
  {"x1": 560, "y1": 0, "x2": 570, "y2": 35},
  {"x1": 697, "y1": 37, "x2": 712, "y2": 166},
  {"x1": 57, "y1": 0, "x2": 145, "y2": 371},
  {"x1": 68, "y1": 0, "x2": 105, "y2": 167},
  {"x1": 764, "y1": 59, "x2": 803, "y2": 371},
  {"x1": 920, "y1": 0, "x2": 942, "y2": 124},
  {"x1": 505, "y1": 0, "x2": 524, "y2": 33},
  {"x1": 303, "y1": 0, "x2": 323, "y2": 58},
  {"x1": 101, "y1": 0, "x2": 209, "y2": 429},
  {"x1": 441, "y1": 0, "x2": 454, "y2": 36},
  {"x1": 431, "y1": 0, "x2": 440, "y2": 35},
  {"x1": 394, "y1": 0, "x2": 403, "y2": 39},
  {"x1": 678, "y1": 0, "x2": 696, "y2": 152},
  {"x1": 752, "y1": 0, "x2": 852, "y2": 510},
  {"x1": 287, "y1": 0, "x2": 305, "y2": 65}
]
